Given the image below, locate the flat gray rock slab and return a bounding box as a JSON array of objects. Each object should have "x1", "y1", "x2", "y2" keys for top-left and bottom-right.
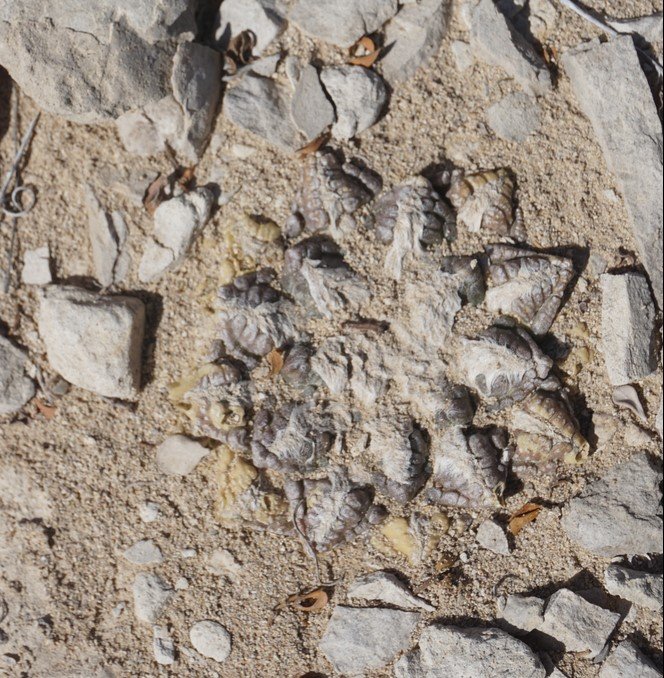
[
  {"x1": 561, "y1": 452, "x2": 663, "y2": 557},
  {"x1": 223, "y1": 74, "x2": 304, "y2": 152},
  {"x1": 290, "y1": 0, "x2": 399, "y2": 48},
  {"x1": 290, "y1": 64, "x2": 336, "y2": 141},
  {"x1": 215, "y1": 0, "x2": 286, "y2": 54},
  {"x1": 347, "y1": 571, "x2": 435, "y2": 612},
  {"x1": 123, "y1": 540, "x2": 164, "y2": 565},
  {"x1": 599, "y1": 640, "x2": 661, "y2": 678},
  {"x1": 381, "y1": 0, "x2": 450, "y2": 84},
  {"x1": 21, "y1": 246, "x2": 52, "y2": 286},
  {"x1": 498, "y1": 594, "x2": 545, "y2": 634},
  {"x1": 394, "y1": 624, "x2": 546, "y2": 678},
  {"x1": 487, "y1": 92, "x2": 541, "y2": 143},
  {"x1": 604, "y1": 564, "x2": 663, "y2": 611},
  {"x1": 470, "y1": 0, "x2": 551, "y2": 95},
  {"x1": 562, "y1": 36, "x2": 663, "y2": 307},
  {"x1": 538, "y1": 589, "x2": 621, "y2": 659},
  {"x1": 190, "y1": 620, "x2": 232, "y2": 662},
  {"x1": 0, "y1": 335, "x2": 36, "y2": 415},
  {"x1": 600, "y1": 273, "x2": 657, "y2": 385},
  {"x1": 38, "y1": 286, "x2": 145, "y2": 400},
  {"x1": 320, "y1": 605, "x2": 420, "y2": 675},
  {"x1": 132, "y1": 573, "x2": 173, "y2": 624}
]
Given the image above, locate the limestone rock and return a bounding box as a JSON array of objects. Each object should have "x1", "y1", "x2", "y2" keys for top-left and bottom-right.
[
  {"x1": 123, "y1": 540, "x2": 164, "y2": 565},
  {"x1": 132, "y1": 573, "x2": 173, "y2": 624},
  {"x1": 21, "y1": 246, "x2": 52, "y2": 286},
  {"x1": 599, "y1": 640, "x2": 661, "y2": 678},
  {"x1": 604, "y1": 565, "x2": 663, "y2": 611},
  {"x1": 290, "y1": 64, "x2": 336, "y2": 141},
  {"x1": 215, "y1": 0, "x2": 285, "y2": 55},
  {"x1": 0, "y1": 335, "x2": 36, "y2": 415},
  {"x1": 486, "y1": 92, "x2": 541, "y2": 143},
  {"x1": 38, "y1": 286, "x2": 145, "y2": 400},
  {"x1": 498, "y1": 594, "x2": 545, "y2": 634},
  {"x1": 156, "y1": 435, "x2": 209, "y2": 475},
  {"x1": 153, "y1": 625, "x2": 175, "y2": 665},
  {"x1": 476, "y1": 519, "x2": 511, "y2": 555},
  {"x1": 189, "y1": 620, "x2": 232, "y2": 663},
  {"x1": 347, "y1": 571, "x2": 435, "y2": 612}
]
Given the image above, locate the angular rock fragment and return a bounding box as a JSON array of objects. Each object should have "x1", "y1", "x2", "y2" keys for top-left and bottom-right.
[
  {"x1": 470, "y1": 0, "x2": 551, "y2": 95},
  {"x1": 486, "y1": 92, "x2": 541, "y2": 143},
  {"x1": 599, "y1": 640, "x2": 661, "y2": 678},
  {"x1": 139, "y1": 187, "x2": 214, "y2": 282},
  {"x1": 286, "y1": 468, "x2": 386, "y2": 551},
  {"x1": 156, "y1": 435, "x2": 209, "y2": 476},
  {"x1": 224, "y1": 74, "x2": 303, "y2": 152},
  {"x1": 38, "y1": 286, "x2": 145, "y2": 399},
  {"x1": 485, "y1": 244, "x2": 575, "y2": 336},
  {"x1": 0, "y1": 335, "x2": 36, "y2": 415},
  {"x1": 290, "y1": 0, "x2": 399, "y2": 48},
  {"x1": 562, "y1": 36, "x2": 663, "y2": 306},
  {"x1": 132, "y1": 573, "x2": 174, "y2": 624},
  {"x1": 600, "y1": 272, "x2": 657, "y2": 385},
  {"x1": 85, "y1": 186, "x2": 130, "y2": 287},
  {"x1": 394, "y1": 624, "x2": 546, "y2": 678},
  {"x1": 288, "y1": 147, "x2": 382, "y2": 237},
  {"x1": 476, "y1": 519, "x2": 510, "y2": 555},
  {"x1": 373, "y1": 176, "x2": 455, "y2": 279},
  {"x1": 381, "y1": 0, "x2": 450, "y2": 84},
  {"x1": 348, "y1": 571, "x2": 435, "y2": 612},
  {"x1": 21, "y1": 246, "x2": 52, "y2": 286},
  {"x1": 454, "y1": 325, "x2": 553, "y2": 411},
  {"x1": 428, "y1": 427, "x2": 510, "y2": 508},
  {"x1": 604, "y1": 565, "x2": 663, "y2": 612},
  {"x1": 537, "y1": 589, "x2": 621, "y2": 660},
  {"x1": 290, "y1": 64, "x2": 336, "y2": 141},
  {"x1": 561, "y1": 453, "x2": 663, "y2": 557},
  {"x1": 153, "y1": 625, "x2": 175, "y2": 666},
  {"x1": 123, "y1": 540, "x2": 163, "y2": 565},
  {"x1": 320, "y1": 66, "x2": 388, "y2": 141},
  {"x1": 189, "y1": 620, "x2": 232, "y2": 663},
  {"x1": 498, "y1": 594, "x2": 546, "y2": 634},
  {"x1": 215, "y1": 0, "x2": 286, "y2": 54},
  {"x1": 320, "y1": 605, "x2": 419, "y2": 675}
]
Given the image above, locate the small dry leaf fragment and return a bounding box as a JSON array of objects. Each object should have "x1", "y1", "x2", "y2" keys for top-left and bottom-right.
[
  {"x1": 225, "y1": 30, "x2": 258, "y2": 75},
  {"x1": 297, "y1": 133, "x2": 331, "y2": 158},
  {"x1": 34, "y1": 398, "x2": 56, "y2": 420},
  {"x1": 177, "y1": 165, "x2": 197, "y2": 190},
  {"x1": 266, "y1": 348, "x2": 285, "y2": 376},
  {"x1": 349, "y1": 37, "x2": 381, "y2": 68},
  {"x1": 143, "y1": 174, "x2": 169, "y2": 215},
  {"x1": 612, "y1": 385, "x2": 647, "y2": 422},
  {"x1": 277, "y1": 588, "x2": 329, "y2": 613},
  {"x1": 508, "y1": 502, "x2": 542, "y2": 535}
]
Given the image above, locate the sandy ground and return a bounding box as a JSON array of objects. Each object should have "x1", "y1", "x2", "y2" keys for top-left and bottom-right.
[{"x1": 1, "y1": 0, "x2": 662, "y2": 676}]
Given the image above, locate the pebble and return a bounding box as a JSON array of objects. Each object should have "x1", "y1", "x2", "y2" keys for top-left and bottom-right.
[
  {"x1": 223, "y1": 74, "x2": 304, "y2": 152},
  {"x1": 21, "y1": 246, "x2": 52, "y2": 286},
  {"x1": 215, "y1": 0, "x2": 286, "y2": 54},
  {"x1": 537, "y1": 589, "x2": 621, "y2": 659},
  {"x1": 562, "y1": 453, "x2": 663, "y2": 557},
  {"x1": 486, "y1": 92, "x2": 541, "y2": 143},
  {"x1": 563, "y1": 36, "x2": 663, "y2": 306},
  {"x1": 181, "y1": 548, "x2": 198, "y2": 559},
  {"x1": 153, "y1": 625, "x2": 175, "y2": 666},
  {"x1": 470, "y1": 0, "x2": 551, "y2": 95},
  {"x1": 289, "y1": 0, "x2": 399, "y2": 48},
  {"x1": 599, "y1": 640, "x2": 661, "y2": 678},
  {"x1": 38, "y1": 286, "x2": 145, "y2": 400},
  {"x1": 451, "y1": 40, "x2": 474, "y2": 72},
  {"x1": 320, "y1": 606, "x2": 420, "y2": 674},
  {"x1": 395, "y1": 624, "x2": 546, "y2": 677},
  {"x1": 623, "y1": 422, "x2": 655, "y2": 447},
  {"x1": 139, "y1": 188, "x2": 215, "y2": 283},
  {"x1": 139, "y1": 502, "x2": 161, "y2": 523},
  {"x1": 174, "y1": 577, "x2": 189, "y2": 590},
  {"x1": 189, "y1": 620, "x2": 232, "y2": 663},
  {"x1": 497, "y1": 594, "x2": 545, "y2": 634},
  {"x1": 600, "y1": 273, "x2": 657, "y2": 385},
  {"x1": 347, "y1": 571, "x2": 435, "y2": 612},
  {"x1": 156, "y1": 435, "x2": 209, "y2": 476},
  {"x1": 604, "y1": 564, "x2": 663, "y2": 612},
  {"x1": 380, "y1": 0, "x2": 449, "y2": 84},
  {"x1": 290, "y1": 64, "x2": 336, "y2": 141},
  {"x1": 476, "y1": 520, "x2": 510, "y2": 556},
  {"x1": 132, "y1": 573, "x2": 174, "y2": 624},
  {"x1": 320, "y1": 66, "x2": 388, "y2": 141},
  {"x1": 0, "y1": 335, "x2": 36, "y2": 415},
  {"x1": 123, "y1": 540, "x2": 163, "y2": 565},
  {"x1": 207, "y1": 549, "x2": 242, "y2": 579}
]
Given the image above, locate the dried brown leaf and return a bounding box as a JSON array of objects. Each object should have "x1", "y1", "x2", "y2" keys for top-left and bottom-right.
[
  {"x1": 349, "y1": 36, "x2": 381, "y2": 68},
  {"x1": 348, "y1": 50, "x2": 381, "y2": 68},
  {"x1": 266, "y1": 348, "x2": 285, "y2": 376},
  {"x1": 177, "y1": 165, "x2": 197, "y2": 190},
  {"x1": 508, "y1": 502, "x2": 542, "y2": 536},
  {"x1": 34, "y1": 398, "x2": 57, "y2": 420},
  {"x1": 143, "y1": 174, "x2": 169, "y2": 215},
  {"x1": 227, "y1": 30, "x2": 257, "y2": 67},
  {"x1": 297, "y1": 133, "x2": 330, "y2": 158},
  {"x1": 282, "y1": 588, "x2": 329, "y2": 613}
]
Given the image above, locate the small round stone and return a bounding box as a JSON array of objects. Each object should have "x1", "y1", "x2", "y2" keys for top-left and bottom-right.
[{"x1": 189, "y1": 620, "x2": 232, "y2": 662}]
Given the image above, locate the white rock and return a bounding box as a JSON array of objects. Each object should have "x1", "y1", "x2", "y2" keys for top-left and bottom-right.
[
  {"x1": 381, "y1": 0, "x2": 449, "y2": 84},
  {"x1": 657, "y1": 395, "x2": 663, "y2": 438},
  {"x1": 182, "y1": 548, "x2": 198, "y2": 559},
  {"x1": 38, "y1": 286, "x2": 145, "y2": 400},
  {"x1": 290, "y1": 64, "x2": 336, "y2": 141},
  {"x1": 599, "y1": 640, "x2": 660, "y2": 678},
  {"x1": 607, "y1": 13, "x2": 664, "y2": 44},
  {"x1": 139, "y1": 501, "x2": 161, "y2": 523},
  {"x1": 486, "y1": 92, "x2": 541, "y2": 143},
  {"x1": 123, "y1": 540, "x2": 163, "y2": 565},
  {"x1": 139, "y1": 188, "x2": 214, "y2": 283},
  {"x1": 470, "y1": 0, "x2": 551, "y2": 95},
  {"x1": 451, "y1": 40, "x2": 474, "y2": 72},
  {"x1": 538, "y1": 589, "x2": 621, "y2": 659},
  {"x1": 207, "y1": 549, "x2": 242, "y2": 579},
  {"x1": 476, "y1": 520, "x2": 511, "y2": 556},
  {"x1": 604, "y1": 565, "x2": 663, "y2": 612},
  {"x1": 600, "y1": 273, "x2": 657, "y2": 385},
  {"x1": 153, "y1": 625, "x2": 175, "y2": 665},
  {"x1": 0, "y1": 335, "x2": 36, "y2": 415},
  {"x1": 561, "y1": 452, "x2": 663, "y2": 557},
  {"x1": 320, "y1": 66, "x2": 388, "y2": 141},
  {"x1": 215, "y1": 0, "x2": 286, "y2": 55},
  {"x1": 320, "y1": 606, "x2": 420, "y2": 675},
  {"x1": 156, "y1": 435, "x2": 209, "y2": 476},
  {"x1": 348, "y1": 571, "x2": 435, "y2": 612},
  {"x1": 223, "y1": 73, "x2": 304, "y2": 152},
  {"x1": 290, "y1": 0, "x2": 399, "y2": 48},
  {"x1": 189, "y1": 620, "x2": 232, "y2": 663},
  {"x1": 562, "y1": 36, "x2": 663, "y2": 306},
  {"x1": 395, "y1": 624, "x2": 546, "y2": 677},
  {"x1": 132, "y1": 573, "x2": 173, "y2": 624},
  {"x1": 498, "y1": 594, "x2": 545, "y2": 634},
  {"x1": 21, "y1": 246, "x2": 52, "y2": 286},
  {"x1": 174, "y1": 577, "x2": 189, "y2": 590}
]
